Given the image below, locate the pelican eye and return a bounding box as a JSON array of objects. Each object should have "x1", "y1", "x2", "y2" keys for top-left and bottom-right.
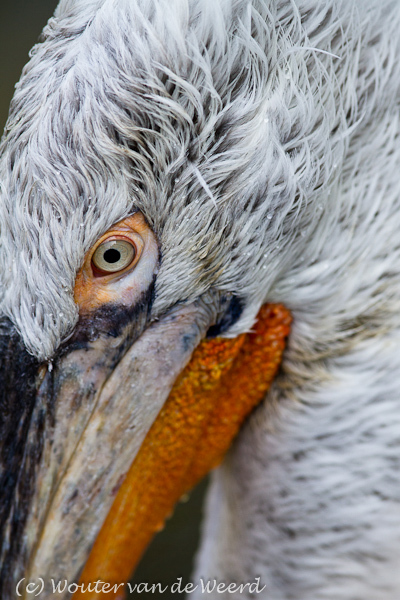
[
  {"x1": 92, "y1": 239, "x2": 136, "y2": 273},
  {"x1": 75, "y1": 213, "x2": 158, "y2": 312}
]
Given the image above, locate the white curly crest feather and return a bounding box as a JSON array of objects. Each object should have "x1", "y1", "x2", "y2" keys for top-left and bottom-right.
[{"x1": 3, "y1": 0, "x2": 398, "y2": 360}]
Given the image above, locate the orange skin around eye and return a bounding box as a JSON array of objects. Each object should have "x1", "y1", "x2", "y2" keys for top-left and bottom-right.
[{"x1": 74, "y1": 213, "x2": 157, "y2": 313}]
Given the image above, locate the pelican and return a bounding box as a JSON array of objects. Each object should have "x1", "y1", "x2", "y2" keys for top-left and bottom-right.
[{"x1": 1, "y1": 0, "x2": 400, "y2": 598}]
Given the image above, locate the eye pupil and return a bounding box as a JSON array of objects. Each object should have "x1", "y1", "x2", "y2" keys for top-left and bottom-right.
[{"x1": 103, "y1": 248, "x2": 121, "y2": 264}]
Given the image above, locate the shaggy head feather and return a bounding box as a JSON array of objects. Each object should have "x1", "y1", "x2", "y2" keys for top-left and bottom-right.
[{"x1": 0, "y1": 0, "x2": 389, "y2": 359}]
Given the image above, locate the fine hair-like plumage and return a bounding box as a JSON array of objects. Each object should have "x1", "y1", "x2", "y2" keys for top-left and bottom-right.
[{"x1": 2, "y1": 0, "x2": 399, "y2": 361}]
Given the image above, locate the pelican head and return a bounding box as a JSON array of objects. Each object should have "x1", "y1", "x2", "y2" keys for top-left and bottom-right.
[{"x1": 1, "y1": 0, "x2": 400, "y2": 598}]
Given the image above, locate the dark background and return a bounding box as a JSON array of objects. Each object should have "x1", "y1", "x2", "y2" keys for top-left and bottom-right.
[{"x1": 0, "y1": 2, "x2": 208, "y2": 597}]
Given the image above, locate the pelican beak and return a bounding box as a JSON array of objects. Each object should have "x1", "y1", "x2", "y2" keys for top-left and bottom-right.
[{"x1": 1, "y1": 297, "x2": 290, "y2": 599}]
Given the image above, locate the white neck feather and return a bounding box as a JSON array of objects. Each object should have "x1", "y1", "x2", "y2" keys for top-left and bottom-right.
[{"x1": 194, "y1": 0, "x2": 400, "y2": 595}]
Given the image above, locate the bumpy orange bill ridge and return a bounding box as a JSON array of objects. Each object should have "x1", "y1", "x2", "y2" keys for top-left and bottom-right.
[{"x1": 75, "y1": 304, "x2": 291, "y2": 599}]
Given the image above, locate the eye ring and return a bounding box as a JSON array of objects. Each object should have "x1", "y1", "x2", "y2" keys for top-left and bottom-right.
[
  {"x1": 75, "y1": 213, "x2": 157, "y2": 312},
  {"x1": 92, "y1": 238, "x2": 137, "y2": 274}
]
